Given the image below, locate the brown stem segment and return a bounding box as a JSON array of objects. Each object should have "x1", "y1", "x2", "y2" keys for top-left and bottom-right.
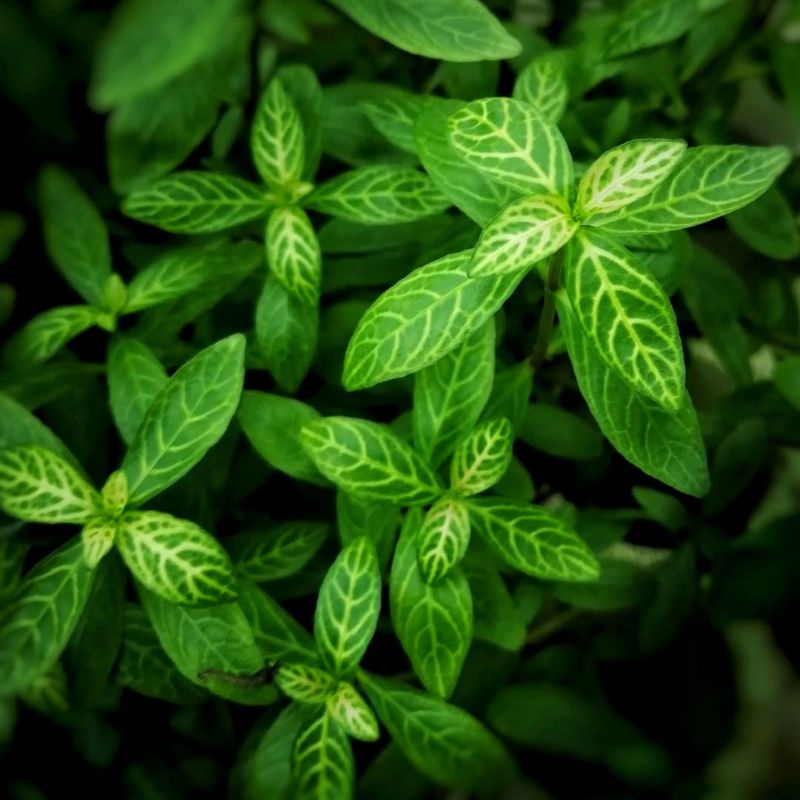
[{"x1": 529, "y1": 249, "x2": 564, "y2": 369}]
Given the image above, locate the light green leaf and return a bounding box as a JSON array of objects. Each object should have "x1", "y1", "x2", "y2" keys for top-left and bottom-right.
[
  {"x1": 328, "y1": 0, "x2": 521, "y2": 61},
  {"x1": 122, "y1": 172, "x2": 268, "y2": 233},
  {"x1": 391, "y1": 509, "x2": 471, "y2": 698},
  {"x1": 306, "y1": 165, "x2": 450, "y2": 224},
  {"x1": 107, "y1": 336, "x2": 168, "y2": 444},
  {"x1": 575, "y1": 139, "x2": 687, "y2": 220},
  {"x1": 117, "y1": 511, "x2": 236, "y2": 605},
  {"x1": 447, "y1": 98, "x2": 573, "y2": 198},
  {"x1": 327, "y1": 681, "x2": 380, "y2": 741},
  {"x1": 344, "y1": 250, "x2": 525, "y2": 390},
  {"x1": 266, "y1": 206, "x2": 321, "y2": 306},
  {"x1": 122, "y1": 334, "x2": 245, "y2": 505},
  {"x1": 564, "y1": 228, "x2": 685, "y2": 411},
  {"x1": 606, "y1": 0, "x2": 701, "y2": 59},
  {"x1": 556, "y1": 294, "x2": 709, "y2": 496},
  {"x1": 251, "y1": 76, "x2": 305, "y2": 191},
  {"x1": 39, "y1": 166, "x2": 112, "y2": 308},
  {"x1": 413, "y1": 319, "x2": 495, "y2": 468},
  {"x1": 80, "y1": 518, "x2": 117, "y2": 569},
  {"x1": 0, "y1": 538, "x2": 95, "y2": 696},
  {"x1": 359, "y1": 671, "x2": 515, "y2": 792},
  {"x1": 591, "y1": 145, "x2": 792, "y2": 234},
  {"x1": 255, "y1": 274, "x2": 318, "y2": 394},
  {"x1": 451, "y1": 418, "x2": 514, "y2": 496},
  {"x1": 417, "y1": 494, "x2": 471, "y2": 585},
  {"x1": 314, "y1": 537, "x2": 382, "y2": 676},
  {"x1": 363, "y1": 91, "x2": 434, "y2": 154},
  {"x1": 101, "y1": 471, "x2": 128, "y2": 517},
  {"x1": 275, "y1": 662, "x2": 337, "y2": 703},
  {"x1": 301, "y1": 417, "x2": 442, "y2": 504},
  {"x1": 468, "y1": 497, "x2": 600, "y2": 581},
  {"x1": 513, "y1": 51, "x2": 569, "y2": 123},
  {"x1": 230, "y1": 521, "x2": 331, "y2": 583},
  {"x1": 292, "y1": 705, "x2": 354, "y2": 800},
  {"x1": 0, "y1": 446, "x2": 101, "y2": 523},
  {"x1": 469, "y1": 193, "x2": 577, "y2": 277}
]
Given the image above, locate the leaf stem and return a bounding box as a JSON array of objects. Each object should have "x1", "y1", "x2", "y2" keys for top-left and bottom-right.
[
  {"x1": 525, "y1": 608, "x2": 583, "y2": 646},
  {"x1": 529, "y1": 249, "x2": 564, "y2": 369}
]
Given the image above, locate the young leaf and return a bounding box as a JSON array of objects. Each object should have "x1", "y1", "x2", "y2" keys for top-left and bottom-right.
[
  {"x1": 391, "y1": 509, "x2": 472, "y2": 698},
  {"x1": 469, "y1": 193, "x2": 577, "y2": 277},
  {"x1": 556, "y1": 294, "x2": 709, "y2": 496},
  {"x1": 574, "y1": 139, "x2": 687, "y2": 220},
  {"x1": 447, "y1": 98, "x2": 573, "y2": 197},
  {"x1": 450, "y1": 418, "x2": 514, "y2": 496},
  {"x1": 0, "y1": 446, "x2": 101, "y2": 523},
  {"x1": 468, "y1": 498, "x2": 600, "y2": 581},
  {"x1": 315, "y1": 537, "x2": 382, "y2": 676},
  {"x1": 344, "y1": 250, "x2": 525, "y2": 390},
  {"x1": 117, "y1": 511, "x2": 237, "y2": 605},
  {"x1": 122, "y1": 334, "x2": 245, "y2": 506},
  {"x1": 417, "y1": 494, "x2": 471, "y2": 584},
  {"x1": 301, "y1": 417, "x2": 442, "y2": 504},
  {"x1": 306, "y1": 165, "x2": 450, "y2": 224},
  {"x1": 39, "y1": 165, "x2": 112, "y2": 308},
  {"x1": 327, "y1": 0, "x2": 521, "y2": 61},
  {"x1": 275, "y1": 662, "x2": 337, "y2": 703},
  {"x1": 413, "y1": 319, "x2": 495, "y2": 468},
  {"x1": 359, "y1": 672, "x2": 515, "y2": 792},
  {"x1": 591, "y1": 145, "x2": 792, "y2": 234},
  {"x1": 266, "y1": 206, "x2": 321, "y2": 306},
  {"x1": 251, "y1": 77, "x2": 305, "y2": 191},
  {"x1": 81, "y1": 517, "x2": 117, "y2": 569},
  {"x1": 513, "y1": 52, "x2": 569, "y2": 123},
  {"x1": 3, "y1": 306, "x2": 101, "y2": 366},
  {"x1": 292, "y1": 705, "x2": 354, "y2": 800},
  {"x1": 0, "y1": 538, "x2": 95, "y2": 696},
  {"x1": 564, "y1": 228, "x2": 685, "y2": 411},
  {"x1": 327, "y1": 681, "x2": 380, "y2": 741},
  {"x1": 122, "y1": 172, "x2": 268, "y2": 233}
]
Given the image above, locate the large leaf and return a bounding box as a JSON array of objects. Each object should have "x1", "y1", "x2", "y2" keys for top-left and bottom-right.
[
  {"x1": 266, "y1": 206, "x2": 321, "y2": 306},
  {"x1": 122, "y1": 334, "x2": 246, "y2": 505},
  {"x1": 292, "y1": 706, "x2": 354, "y2": 800}
]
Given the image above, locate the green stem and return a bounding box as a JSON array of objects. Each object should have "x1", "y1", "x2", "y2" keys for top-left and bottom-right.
[
  {"x1": 525, "y1": 608, "x2": 583, "y2": 646},
  {"x1": 529, "y1": 249, "x2": 564, "y2": 369}
]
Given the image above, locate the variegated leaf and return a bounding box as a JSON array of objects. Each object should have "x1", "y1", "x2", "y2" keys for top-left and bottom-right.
[
  {"x1": 417, "y1": 494, "x2": 471, "y2": 584},
  {"x1": 513, "y1": 51, "x2": 569, "y2": 123},
  {"x1": 450, "y1": 418, "x2": 514, "y2": 496},
  {"x1": 326, "y1": 681, "x2": 380, "y2": 742},
  {"x1": 292, "y1": 706, "x2": 354, "y2": 800},
  {"x1": 266, "y1": 205, "x2": 321, "y2": 306},
  {"x1": 275, "y1": 662, "x2": 337, "y2": 703},
  {"x1": 81, "y1": 517, "x2": 117, "y2": 569}
]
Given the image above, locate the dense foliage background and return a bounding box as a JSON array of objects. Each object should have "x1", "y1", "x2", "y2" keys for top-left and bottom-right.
[{"x1": 2, "y1": 0, "x2": 800, "y2": 798}]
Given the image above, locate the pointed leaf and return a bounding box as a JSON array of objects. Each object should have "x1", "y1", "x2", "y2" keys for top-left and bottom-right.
[
  {"x1": 292, "y1": 706, "x2": 354, "y2": 800},
  {"x1": 327, "y1": 681, "x2": 380, "y2": 741},
  {"x1": 266, "y1": 206, "x2": 321, "y2": 306},
  {"x1": 3, "y1": 306, "x2": 100, "y2": 366},
  {"x1": 417, "y1": 495, "x2": 471, "y2": 584},
  {"x1": 81, "y1": 518, "x2": 117, "y2": 569},
  {"x1": 450, "y1": 418, "x2": 514, "y2": 496},
  {"x1": 275, "y1": 662, "x2": 337, "y2": 703},
  {"x1": 513, "y1": 51, "x2": 569, "y2": 123}
]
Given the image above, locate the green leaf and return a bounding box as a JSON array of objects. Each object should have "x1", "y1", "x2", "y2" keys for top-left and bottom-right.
[
  {"x1": 39, "y1": 166, "x2": 112, "y2": 308},
  {"x1": 251, "y1": 76, "x2": 305, "y2": 191},
  {"x1": 362, "y1": 91, "x2": 434, "y2": 154},
  {"x1": 314, "y1": 538, "x2": 381, "y2": 677},
  {"x1": 450, "y1": 418, "x2": 514, "y2": 496},
  {"x1": 275, "y1": 662, "x2": 337, "y2": 703},
  {"x1": 3, "y1": 306, "x2": 101, "y2": 366},
  {"x1": 327, "y1": 0, "x2": 521, "y2": 61},
  {"x1": 292, "y1": 705, "x2": 354, "y2": 800},
  {"x1": 556, "y1": 293, "x2": 709, "y2": 496},
  {"x1": 468, "y1": 497, "x2": 600, "y2": 581},
  {"x1": 469, "y1": 193, "x2": 577, "y2": 277},
  {"x1": 465, "y1": 561, "x2": 525, "y2": 651},
  {"x1": 483, "y1": 362, "x2": 534, "y2": 431},
  {"x1": 327, "y1": 681, "x2": 380, "y2": 741},
  {"x1": 447, "y1": 98, "x2": 573, "y2": 198},
  {"x1": 727, "y1": 186, "x2": 800, "y2": 261},
  {"x1": 117, "y1": 511, "x2": 237, "y2": 605},
  {"x1": 0, "y1": 538, "x2": 95, "y2": 696},
  {"x1": 277, "y1": 64, "x2": 323, "y2": 182},
  {"x1": 231, "y1": 521, "x2": 331, "y2": 583},
  {"x1": 0, "y1": 392, "x2": 75, "y2": 461},
  {"x1": 266, "y1": 206, "x2": 321, "y2": 306},
  {"x1": 564, "y1": 228, "x2": 685, "y2": 411},
  {"x1": 301, "y1": 417, "x2": 442, "y2": 505},
  {"x1": 107, "y1": 336, "x2": 168, "y2": 444},
  {"x1": 518, "y1": 403, "x2": 603, "y2": 461},
  {"x1": 513, "y1": 51, "x2": 569, "y2": 123},
  {"x1": 255, "y1": 274, "x2": 318, "y2": 394},
  {"x1": 417, "y1": 495, "x2": 471, "y2": 584},
  {"x1": 574, "y1": 139, "x2": 687, "y2": 220},
  {"x1": 359, "y1": 672, "x2": 515, "y2": 792},
  {"x1": 413, "y1": 319, "x2": 495, "y2": 468},
  {"x1": 306, "y1": 165, "x2": 450, "y2": 224},
  {"x1": 344, "y1": 250, "x2": 525, "y2": 390},
  {"x1": 0, "y1": 446, "x2": 101, "y2": 523},
  {"x1": 390, "y1": 509, "x2": 471, "y2": 698},
  {"x1": 122, "y1": 172, "x2": 268, "y2": 233},
  {"x1": 122, "y1": 334, "x2": 245, "y2": 505},
  {"x1": 337, "y1": 492, "x2": 400, "y2": 574},
  {"x1": 591, "y1": 145, "x2": 792, "y2": 234},
  {"x1": 80, "y1": 517, "x2": 117, "y2": 569},
  {"x1": 606, "y1": 0, "x2": 701, "y2": 59}
]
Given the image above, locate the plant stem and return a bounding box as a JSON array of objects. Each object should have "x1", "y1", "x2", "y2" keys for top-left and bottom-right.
[
  {"x1": 529, "y1": 249, "x2": 564, "y2": 369},
  {"x1": 525, "y1": 608, "x2": 583, "y2": 646}
]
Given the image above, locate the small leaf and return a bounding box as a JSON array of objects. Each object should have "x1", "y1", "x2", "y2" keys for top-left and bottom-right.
[
  {"x1": 266, "y1": 206, "x2": 321, "y2": 306},
  {"x1": 81, "y1": 518, "x2": 117, "y2": 569},
  {"x1": 0, "y1": 446, "x2": 101, "y2": 523},
  {"x1": 3, "y1": 306, "x2": 100, "y2": 366},
  {"x1": 327, "y1": 681, "x2": 380, "y2": 741},
  {"x1": 468, "y1": 497, "x2": 600, "y2": 581},
  {"x1": 314, "y1": 537, "x2": 382, "y2": 676},
  {"x1": 275, "y1": 662, "x2": 337, "y2": 703},
  {"x1": 450, "y1": 418, "x2": 514, "y2": 496},
  {"x1": 101, "y1": 470, "x2": 129, "y2": 517},
  {"x1": 117, "y1": 511, "x2": 237, "y2": 605},
  {"x1": 417, "y1": 495, "x2": 471, "y2": 584},
  {"x1": 513, "y1": 51, "x2": 569, "y2": 123},
  {"x1": 301, "y1": 416, "x2": 442, "y2": 505},
  {"x1": 292, "y1": 706, "x2": 354, "y2": 800}
]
